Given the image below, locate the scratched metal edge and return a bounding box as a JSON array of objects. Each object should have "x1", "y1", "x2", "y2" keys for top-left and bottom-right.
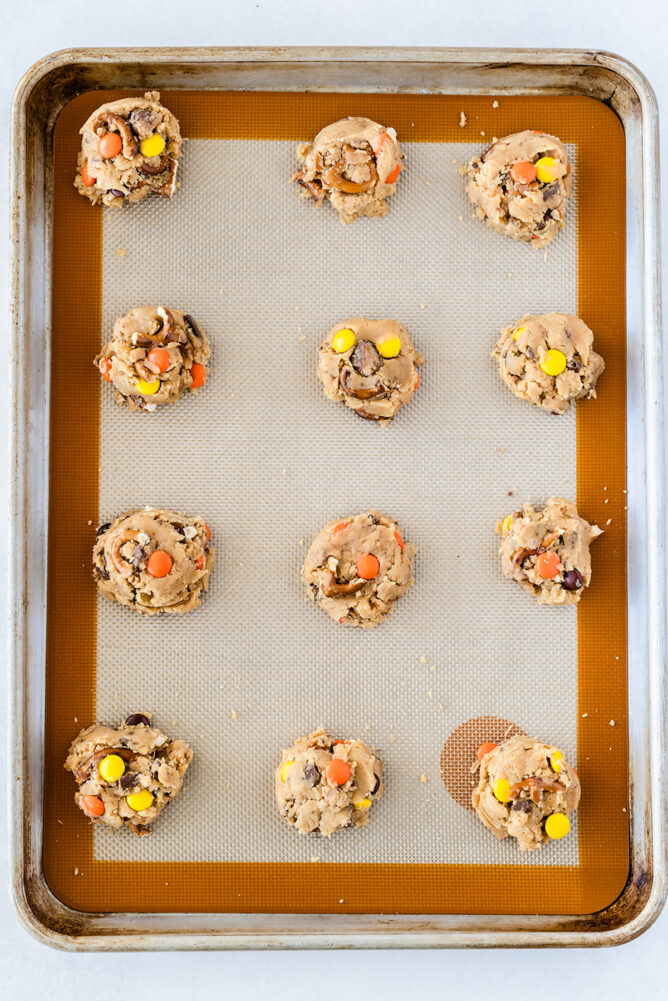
[{"x1": 8, "y1": 47, "x2": 665, "y2": 951}]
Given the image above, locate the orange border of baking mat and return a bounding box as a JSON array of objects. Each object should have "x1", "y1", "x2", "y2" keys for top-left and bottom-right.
[{"x1": 44, "y1": 91, "x2": 627, "y2": 915}]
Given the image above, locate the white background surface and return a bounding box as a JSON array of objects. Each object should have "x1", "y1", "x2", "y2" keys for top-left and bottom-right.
[{"x1": 1, "y1": 2, "x2": 666, "y2": 998}]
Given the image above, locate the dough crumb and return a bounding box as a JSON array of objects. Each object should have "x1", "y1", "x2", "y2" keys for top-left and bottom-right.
[
  {"x1": 459, "y1": 112, "x2": 467, "y2": 127},
  {"x1": 74, "y1": 867, "x2": 79, "y2": 876},
  {"x1": 419, "y1": 656, "x2": 427, "y2": 664},
  {"x1": 480, "y1": 131, "x2": 485, "y2": 136},
  {"x1": 116, "y1": 249, "x2": 127, "y2": 258},
  {"x1": 582, "y1": 713, "x2": 589, "y2": 718},
  {"x1": 609, "y1": 720, "x2": 615, "y2": 726},
  {"x1": 420, "y1": 773, "x2": 427, "y2": 783},
  {"x1": 310, "y1": 856, "x2": 321, "y2": 863},
  {"x1": 492, "y1": 100, "x2": 499, "y2": 108},
  {"x1": 230, "y1": 708, "x2": 238, "y2": 720},
  {"x1": 606, "y1": 518, "x2": 612, "y2": 525},
  {"x1": 298, "y1": 335, "x2": 306, "y2": 342}
]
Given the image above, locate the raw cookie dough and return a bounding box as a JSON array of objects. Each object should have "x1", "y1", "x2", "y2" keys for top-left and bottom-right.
[
  {"x1": 75, "y1": 91, "x2": 181, "y2": 208},
  {"x1": 318, "y1": 317, "x2": 423, "y2": 422},
  {"x1": 95, "y1": 306, "x2": 210, "y2": 412},
  {"x1": 466, "y1": 130, "x2": 572, "y2": 248},
  {"x1": 472, "y1": 734, "x2": 580, "y2": 851},
  {"x1": 94, "y1": 508, "x2": 215, "y2": 614},
  {"x1": 302, "y1": 510, "x2": 415, "y2": 627},
  {"x1": 294, "y1": 117, "x2": 404, "y2": 223},
  {"x1": 65, "y1": 713, "x2": 192, "y2": 835},
  {"x1": 497, "y1": 497, "x2": 601, "y2": 605},
  {"x1": 493, "y1": 313, "x2": 605, "y2": 414},
  {"x1": 275, "y1": 728, "x2": 383, "y2": 836}
]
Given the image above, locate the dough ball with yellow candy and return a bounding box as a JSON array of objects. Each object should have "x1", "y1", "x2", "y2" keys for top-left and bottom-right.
[
  {"x1": 492, "y1": 313, "x2": 605, "y2": 415},
  {"x1": 317, "y1": 316, "x2": 423, "y2": 424},
  {"x1": 95, "y1": 305, "x2": 210, "y2": 412},
  {"x1": 274, "y1": 728, "x2": 383, "y2": 837},
  {"x1": 472, "y1": 733, "x2": 580, "y2": 851},
  {"x1": 64, "y1": 714, "x2": 193, "y2": 834}
]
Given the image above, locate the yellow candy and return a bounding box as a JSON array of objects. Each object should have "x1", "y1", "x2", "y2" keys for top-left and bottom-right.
[
  {"x1": 535, "y1": 156, "x2": 558, "y2": 183},
  {"x1": 549, "y1": 750, "x2": 564, "y2": 774},
  {"x1": 126, "y1": 789, "x2": 154, "y2": 812},
  {"x1": 502, "y1": 515, "x2": 513, "y2": 534},
  {"x1": 540, "y1": 349, "x2": 567, "y2": 377},
  {"x1": 281, "y1": 759, "x2": 295, "y2": 782},
  {"x1": 353, "y1": 798, "x2": 372, "y2": 810},
  {"x1": 377, "y1": 336, "x2": 402, "y2": 359},
  {"x1": 136, "y1": 378, "x2": 160, "y2": 395},
  {"x1": 140, "y1": 134, "x2": 166, "y2": 158},
  {"x1": 493, "y1": 778, "x2": 511, "y2": 803},
  {"x1": 513, "y1": 325, "x2": 526, "y2": 342},
  {"x1": 545, "y1": 812, "x2": 570, "y2": 840},
  {"x1": 332, "y1": 328, "x2": 356, "y2": 354},
  {"x1": 98, "y1": 753, "x2": 126, "y2": 783}
]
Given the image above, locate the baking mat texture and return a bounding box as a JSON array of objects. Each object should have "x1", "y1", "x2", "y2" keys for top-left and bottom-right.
[
  {"x1": 96, "y1": 139, "x2": 579, "y2": 867},
  {"x1": 44, "y1": 91, "x2": 628, "y2": 915}
]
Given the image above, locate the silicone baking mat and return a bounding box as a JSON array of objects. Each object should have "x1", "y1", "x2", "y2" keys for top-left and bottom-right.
[{"x1": 44, "y1": 91, "x2": 627, "y2": 915}]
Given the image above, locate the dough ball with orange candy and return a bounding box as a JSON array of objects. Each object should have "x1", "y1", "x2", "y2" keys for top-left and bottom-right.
[
  {"x1": 275, "y1": 728, "x2": 383, "y2": 836},
  {"x1": 75, "y1": 90, "x2": 181, "y2": 208},
  {"x1": 95, "y1": 306, "x2": 210, "y2": 412},
  {"x1": 93, "y1": 508, "x2": 214, "y2": 615},
  {"x1": 466, "y1": 129, "x2": 572, "y2": 248},
  {"x1": 496, "y1": 497, "x2": 601, "y2": 606},
  {"x1": 65, "y1": 713, "x2": 192, "y2": 835},
  {"x1": 294, "y1": 116, "x2": 404, "y2": 223},
  {"x1": 472, "y1": 734, "x2": 580, "y2": 851},
  {"x1": 302, "y1": 510, "x2": 415, "y2": 627},
  {"x1": 318, "y1": 317, "x2": 423, "y2": 423}
]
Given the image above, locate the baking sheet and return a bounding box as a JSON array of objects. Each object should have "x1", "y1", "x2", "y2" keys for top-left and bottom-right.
[{"x1": 43, "y1": 90, "x2": 628, "y2": 915}]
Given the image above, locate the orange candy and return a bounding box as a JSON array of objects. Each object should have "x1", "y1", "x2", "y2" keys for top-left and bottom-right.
[
  {"x1": 189, "y1": 362, "x2": 206, "y2": 389},
  {"x1": 510, "y1": 160, "x2": 537, "y2": 185},
  {"x1": 326, "y1": 758, "x2": 351, "y2": 786},
  {"x1": 98, "y1": 132, "x2": 123, "y2": 159},
  {"x1": 394, "y1": 530, "x2": 404, "y2": 551},
  {"x1": 147, "y1": 347, "x2": 171, "y2": 373},
  {"x1": 80, "y1": 794, "x2": 105, "y2": 817},
  {"x1": 356, "y1": 554, "x2": 380, "y2": 580},
  {"x1": 414, "y1": 372, "x2": 420, "y2": 391},
  {"x1": 477, "y1": 742, "x2": 498, "y2": 762},
  {"x1": 196, "y1": 554, "x2": 204, "y2": 570},
  {"x1": 535, "y1": 550, "x2": 561, "y2": 578},
  {"x1": 147, "y1": 550, "x2": 173, "y2": 578},
  {"x1": 205, "y1": 523, "x2": 211, "y2": 541},
  {"x1": 331, "y1": 521, "x2": 350, "y2": 535},
  {"x1": 385, "y1": 163, "x2": 401, "y2": 184},
  {"x1": 81, "y1": 160, "x2": 96, "y2": 187},
  {"x1": 99, "y1": 357, "x2": 113, "y2": 383}
]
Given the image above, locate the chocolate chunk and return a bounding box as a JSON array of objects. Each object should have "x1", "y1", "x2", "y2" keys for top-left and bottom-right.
[
  {"x1": 302, "y1": 762, "x2": 321, "y2": 786},
  {"x1": 367, "y1": 513, "x2": 379, "y2": 525},
  {"x1": 542, "y1": 181, "x2": 560, "y2": 201},
  {"x1": 125, "y1": 713, "x2": 151, "y2": 727},
  {"x1": 96, "y1": 522, "x2": 111, "y2": 536},
  {"x1": 184, "y1": 314, "x2": 203, "y2": 342},
  {"x1": 118, "y1": 771, "x2": 138, "y2": 791},
  {"x1": 525, "y1": 345, "x2": 535, "y2": 361},
  {"x1": 562, "y1": 568, "x2": 584, "y2": 591},
  {"x1": 535, "y1": 219, "x2": 547, "y2": 231},
  {"x1": 95, "y1": 565, "x2": 110, "y2": 581},
  {"x1": 350, "y1": 339, "x2": 382, "y2": 377},
  {"x1": 132, "y1": 545, "x2": 145, "y2": 567},
  {"x1": 129, "y1": 108, "x2": 159, "y2": 136},
  {"x1": 566, "y1": 359, "x2": 583, "y2": 372},
  {"x1": 108, "y1": 189, "x2": 125, "y2": 198},
  {"x1": 511, "y1": 799, "x2": 533, "y2": 813},
  {"x1": 371, "y1": 773, "x2": 381, "y2": 795}
]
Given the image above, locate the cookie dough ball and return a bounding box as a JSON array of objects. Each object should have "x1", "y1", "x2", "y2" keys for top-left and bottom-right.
[
  {"x1": 318, "y1": 318, "x2": 422, "y2": 423},
  {"x1": 466, "y1": 130, "x2": 572, "y2": 248},
  {"x1": 75, "y1": 90, "x2": 181, "y2": 208},
  {"x1": 65, "y1": 713, "x2": 193, "y2": 836},
  {"x1": 275, "y1": 728, "x2": 383, "y2": 836},
  {"x1": 472, "y1": 734, "x2": 580, "y2": 851},
  {"x1": 95, "y1": 307, "x2": 210, "y2": 412},
  {"x1": 493, "y1": 313, "x2": 605, "y2": 414},
  {"x1": 302, "y1": 510, "x2": 415, "y2": 627},
  {"x1": 497, "y1": 497, "x2": 601, "y2": 605},
  {"x1": 94, "y1": 508, "x2": 215, "y2": 614},
  {"x1": 295, "y1": 117, "x2": 404, "y2": 223}
]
